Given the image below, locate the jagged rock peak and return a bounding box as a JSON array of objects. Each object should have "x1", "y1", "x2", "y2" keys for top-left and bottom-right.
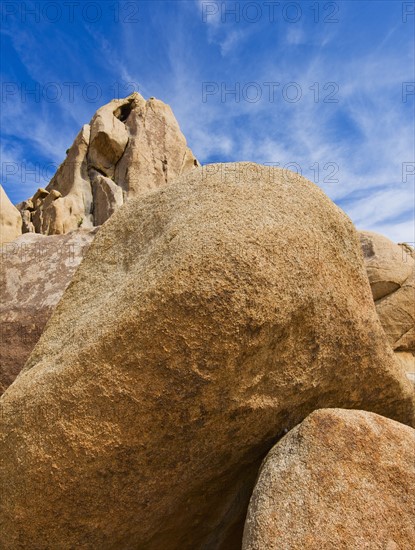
[{"x1": 19, "y1": 92, "x2": 200, "y2": 235}]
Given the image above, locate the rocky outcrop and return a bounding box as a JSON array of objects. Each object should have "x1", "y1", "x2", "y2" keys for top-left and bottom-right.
[
  {"x1": 87, "y1": 102, "x2": 129, "y2": 176},
  {"x1": 360, "y1": 231, "x2": 415, "y2": 382},
  {"x1": 0, "y1": 185, "x2": 22, "y2": 244},
  {"x1": 18, "y1": 93, "x2": 199, "y2": 235},
  {"x1": 0, "y1": 229, "x2": 96, "y2": 394},
  {"x1": 360, "y1": 231, "x2": 413, "y2": 300},
  {"x1": 91, "y1": 173, "x2": 124, "y2": 226},
  {"x1": 242, "y1": 408, "x2": 415, "y2": 550},
  {"x1": 1, "y1": 163, "x2": 413, "y2": 550},
  {"x1": 113, "y1": 94, "x2": 199, "y2": 198}
]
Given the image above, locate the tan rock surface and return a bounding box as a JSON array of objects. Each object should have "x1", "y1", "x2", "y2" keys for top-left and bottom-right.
[
  {"x1": 114, "y1": 94, "x2": 199, "y2": 197},
  {"x1": 31, "y1": 124, "x2": 94, "y2": 234},
  {"x1": 20, "y1": 93, "x2": 199, "y2": 235},
  {"x1": 16, "y1": 199, "x2": 35, "y2": 233},
  {"x1": 242, "y1": 408, "x2": 415, "y2": 550},
  {"x1": 1, "y1": 163, "x2": 413, "y2": 550},
  {"x1": 0, "y1": 185, "x2": 22, "y2": 244},
  {"x1": 360, "y1": 231, "x2": 413, "y2": 300},
  {"x1": 0, "y1": 229, "x2": 96, "y2": 394},
  {"x1": 91, "y1": 173, "x2": 124, "y2": 226},
  {"x1": 360, "y1": 231, "x2": 415, "y2": 381},
  {"x1": 397, "y1": 352, "x2": 415, "y2": 385},
  {"x1": 88, "y1": 100, "x2": 129, "y2": 177}
]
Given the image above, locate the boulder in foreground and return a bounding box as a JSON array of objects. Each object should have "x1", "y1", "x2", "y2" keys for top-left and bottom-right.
[
  {"x1": 243, "y1": 408, "x2": 415, "y2": 550},
  {"x1": 1, "y1": 163, "x2": 413, "y2": 549}
]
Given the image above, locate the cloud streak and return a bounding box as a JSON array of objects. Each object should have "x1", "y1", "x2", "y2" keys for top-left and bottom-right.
[{"x1": 1, "y1": 0, "x2": 413, "y2": 243}]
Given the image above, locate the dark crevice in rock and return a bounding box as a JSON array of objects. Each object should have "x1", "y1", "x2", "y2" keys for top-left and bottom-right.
[
  {"x1": 89, "y1": 167, "x2": 108, "y2": 179},
  {"x1": 114, "y1": 101, "x2": 134, "y2": 123},
  {"x1": 374, "y1": 283, "x2": 403, "y2": 305}
]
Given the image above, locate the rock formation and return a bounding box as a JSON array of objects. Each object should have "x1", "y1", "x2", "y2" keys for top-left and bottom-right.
[
  {"x1": 0, "y1": 163, "x2": 413, "y2": 550},
  {"x1": 360, "y1": 231, "x2": 415, "y2": 382},
  {"x1": 0, "y1": 229, "x2": 96, "y2": 394},
  {"x1": 242, "y1": 408, "x2": 415, "y2": 550},
  {"x1": 17, "y1": 93, "x2": 199, "y2": 235},
  {"x1": 0, "y1": 185, "x2": 22, "y2": 244}
]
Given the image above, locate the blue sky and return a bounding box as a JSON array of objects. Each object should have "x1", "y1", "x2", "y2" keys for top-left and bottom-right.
[{"x1": 1, "y1": 0, "x2": 414, "y2": 242}]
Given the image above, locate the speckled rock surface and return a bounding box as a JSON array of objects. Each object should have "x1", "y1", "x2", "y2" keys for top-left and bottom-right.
[
  {"x1": 1, "y1": 163, "x2": 413, "y2": 550},
  {"x1": 359, "y1": 231, "x2": 413, "y2": 301},
  {"x1": 360, "y1": 231, "x2": 415, "y2": 382},
  {"x1": 242, "y1": 408, "x2": 415, "y2": 550},
  {"x1": 0, "y1": 229, "x2": 96, "y2": 393},
  {"x1": 113, "y1": 93, "x2": 199, "y2": 198}
]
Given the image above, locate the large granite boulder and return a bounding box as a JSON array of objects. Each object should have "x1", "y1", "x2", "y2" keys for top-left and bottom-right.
[
  {"x1": 1, "y1": 163, "x2": 413, "y2": 549},
  {"x1": 243, "y1": 408, "x2": 415, "y2": 550},
  {"x1": 18, "y1": 93, "x2": 199, "y2": 235},
  {"x1": 0, "y1": 229, "x2": 96, "y2": 394},
  {"x1": 359, "y1": 230, "x2": 413, "y2": 301},
  {"x1": 360, "y1": 231, "x2": 415, "y2": 382},
  {"x1": 0, "y1": 185, "x2": 22, "y2": 244}
]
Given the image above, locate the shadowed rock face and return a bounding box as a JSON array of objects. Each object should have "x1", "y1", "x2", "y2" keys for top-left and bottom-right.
[
  {"x1": 0, "y1": 163, "x2": 413, "y2": 550},
  {"x1": 0, "y1": 185, "x2": 22, "y2": 244},
  {"x1": 360, "y1": 231, "x2": 415, "y2": 382},
  {"x1": 242, "y1": 408, "x2": 415, "y2": 550},
  {"x1": 17, "y1": 93, "x2": 199, "y2": 235},
  {"x1": 0, "y1": 229, "x2": 97, "y2": 394}
]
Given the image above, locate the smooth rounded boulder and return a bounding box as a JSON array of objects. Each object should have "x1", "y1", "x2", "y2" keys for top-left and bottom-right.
[
  {"x1": 1, "y1": 163, "x2": 413, "y2": 550},
  {"x1": 0, "y1": 185, "x2": 22, "y2": 244},
  {"x1": 360, "y1": 231, "x2": 415, "y2": 382},
  {"x1": 242, "y1": 408, "x2": 415, "y2": 550},
  {"x1": 359, "y1": 230, "x2": 413, "y2": 301}
]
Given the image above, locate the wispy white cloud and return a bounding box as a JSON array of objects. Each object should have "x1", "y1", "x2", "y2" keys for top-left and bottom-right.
[
  {"x1": 1, "y1": 0, "x2": 413, "y2": 244},
  {"x1": 164, "y1": 3, "x2": 414, "y2": 242},
  {"x1": 195, "y1": 0, "x2": 255, "y2": 56},
  {"x1": 285, "y1": 27, "x2": 306, "y2": 46},
  {"x1": 0, "y1": 141, "x2": 55, "y2": 204}
]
